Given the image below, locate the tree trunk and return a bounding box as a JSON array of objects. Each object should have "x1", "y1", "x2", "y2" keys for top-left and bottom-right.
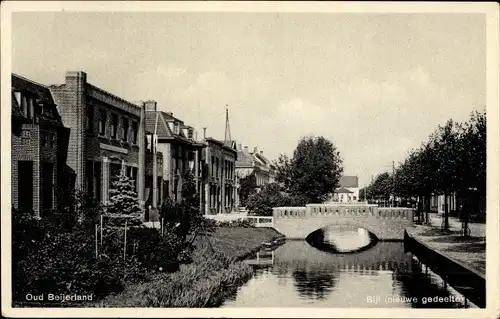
[
  {"x1": 417, "y1": 196, "x2": 422, "y2": 224},
  {"x1": 462, "y1": 193, "x2": 470, "y2": 237},
  {"x1": 444, "y1": 193, "x2": 449, "y2": 231}
]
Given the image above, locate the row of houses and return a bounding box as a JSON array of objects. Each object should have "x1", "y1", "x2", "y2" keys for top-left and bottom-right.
[{"x1": 11, "y1": 71, "x2": 277, "y2": 220}]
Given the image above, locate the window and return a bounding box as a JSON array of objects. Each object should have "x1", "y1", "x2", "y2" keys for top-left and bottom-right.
[
  {"x1": 110, "y1": 114, "x2": 118, "y2": 139},
  {"x1": 131, "y1": 121, "x2": 137, "y2": 144},
  {"x1": 98, "y1": 109, "x2": 107, "y2": 135},
  {"x1": 211, "y1": 156, "x2": 214, "y2": 177},
  {"x1": 21, "y1": 95, "x2": 27, "y2": 117},
  {"x1": 353, "y1": 196, "x2": 357, "y2": 201},
  {"x1": 122, "y1": 117, "x2": 129, "y2": 142},
  {"x1": 14, "y1": 91, "x2": 21, "y2": 106},
  {"x1": 27, "y1": 98, "x2": 35, "y2": 119},
  {"x1": 216, "y1": 158, "x2": 219, "y2": 177},
  {"x1": 86, "y1": 105, "x2": 94, "y2": 132}
]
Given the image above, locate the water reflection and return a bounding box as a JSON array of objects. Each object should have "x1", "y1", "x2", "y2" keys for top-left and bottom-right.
[
  {"x1": 306, "y1": 225, "x2": 378, "y2": 253},
  {"x1": 222, "y1": 240, "x2": 473, "y2": 308},
  {"x1": 292, "y1": 270, "x2": 336, "y2": 300}
]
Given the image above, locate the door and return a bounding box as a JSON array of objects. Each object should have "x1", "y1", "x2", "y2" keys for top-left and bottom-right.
[{"x1": 18, "y1": 161, "x2": 34, "y2": 213}]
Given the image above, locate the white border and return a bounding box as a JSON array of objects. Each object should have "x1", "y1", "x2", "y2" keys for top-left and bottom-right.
[{"x1": 1, "y1": 2, "x2": 499, "y2": 318}]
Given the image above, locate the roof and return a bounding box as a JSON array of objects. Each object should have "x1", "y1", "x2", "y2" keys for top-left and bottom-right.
[
  {"x1": 12, "y1": 74, "x2": 54, "y2": 104},
  {"x1": 334, "y1": 187, "x2": 354, "y2": 194},
  {"x1": 339, "y1": 175, "x2": 359, "y2": 188},
  {"x1": 145, "y1": 111, "x2": 172, "y2": 139},
  {"x1": 235, "y1": 150, "x2": 254, "y2": 167},
  {"x1": 206, "y1": 137, "x2": 237, "y2": 153}
]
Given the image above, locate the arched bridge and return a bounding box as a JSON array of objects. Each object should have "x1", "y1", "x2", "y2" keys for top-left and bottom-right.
[{"x1": 272, "y1": 203, "x2": 414, "y2": 240}]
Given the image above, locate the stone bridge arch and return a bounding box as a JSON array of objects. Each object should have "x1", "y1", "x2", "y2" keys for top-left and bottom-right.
[{"x1": 272, "y1": 204, "x2": 414, "y2": 240}]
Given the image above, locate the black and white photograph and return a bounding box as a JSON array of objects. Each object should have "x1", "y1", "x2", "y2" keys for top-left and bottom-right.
[{"x1": 1, "y1": 1, "x2": 499, "y2": 318}]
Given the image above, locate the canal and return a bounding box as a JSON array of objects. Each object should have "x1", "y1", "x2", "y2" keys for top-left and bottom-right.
[{"x1": 221, "y1": 225, "x2": 476, "y2": 308}]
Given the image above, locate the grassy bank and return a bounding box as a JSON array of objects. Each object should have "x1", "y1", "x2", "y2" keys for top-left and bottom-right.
[{"x1": 93, "y1": 226, "x2": 283, "y2": 307}]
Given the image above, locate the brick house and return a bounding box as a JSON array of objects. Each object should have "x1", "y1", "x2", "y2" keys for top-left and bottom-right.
[
  {"x1": 11, "y1": 74, "x2": 71, "y2": 216},
  {"x1": 235, "y1": 145, "x2": 276, "y2": 191},
  {"x1": 49, "y1": 71, "x2": 147, "y2": 212},
  {"x1": 203, "y1": 137, "x2": 238, "y2": 215},
  {"x1": 143, "y1": 101, "x2": 205, "y2": 219}
]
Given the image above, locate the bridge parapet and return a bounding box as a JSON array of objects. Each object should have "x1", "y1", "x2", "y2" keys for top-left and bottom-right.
[
  {"x1": 272, "y1": 203, "x2": 414, "y2": 240},
  {"x1": 273, "y1": 204, "x2": 414, "y2": 220},
  {"x1": 306, "y1": 203, "x2": 379, "y2": 217},
  {"x1": 273, "y1": 207, "x2": 307, "y2": 218},
  {"x1": 377, "y1": 207, "x2": 414, "y2": 220}
]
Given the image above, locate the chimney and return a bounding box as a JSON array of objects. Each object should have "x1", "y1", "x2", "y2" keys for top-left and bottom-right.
[
  {"x1": 260, "y1": 151, "x2": 263, "y2": 155},
  {"x1": 244, "y1": 146, "x2": 249, "y2": 153},
  {"x1": 203, "y1": 127, "x2": 207, "y2": 139},
  {"x1": 144, "y1": 100, "x2": 157, "y2": 112},
  {"x1": 238, "y1": 143, "x2": 242, "y2": 151},
  {"x1": 253, "y1": 146, "x2": 258, "y2": 154}
]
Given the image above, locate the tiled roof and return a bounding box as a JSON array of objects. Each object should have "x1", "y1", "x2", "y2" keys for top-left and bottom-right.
[
  {"x1": 12, "y1": 74, "x2": 54, "y2": 104},
  {"x1": 144, "y1": 111, "x2": 172, "y2": 139},
  {"x1": 236, "y1": 150, "x2": 254, "y2": 167},
  {"x1": 334, "y1": 187, "x2": 354, "y2": 194},
  {"x1": 340, "y1": 175, "x2": 359, "y2": 188}
]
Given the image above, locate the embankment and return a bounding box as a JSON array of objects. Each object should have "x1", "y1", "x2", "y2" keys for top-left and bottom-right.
[
  {"x1": 404, "y1": 227, "x2": 485, "y2": 308},
  {"x1": 95, "y1": 226, "x2": 283, "y2": 307}
]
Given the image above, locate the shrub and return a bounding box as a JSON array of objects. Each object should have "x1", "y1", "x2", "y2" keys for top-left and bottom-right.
[
  {"x1": 246, "y1": 183, "x2": 308, "y2": 216},
  {"x1": 217, "y1": 219, "x2": 255, "y2": 228},
  {"x1": 126, "y1": 227, "x2": 184, "y2": 271},
  {"x1": 11, "y1": 207, "x2": 146, "y2": 302}
]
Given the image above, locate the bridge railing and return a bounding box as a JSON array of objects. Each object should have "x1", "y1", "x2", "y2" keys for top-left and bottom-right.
[
  {"x1": 246, "y1": 216, "x2": 274, "y2": 227},
  {"x1": 272, "y1": 207, "x2": 307, "y2": 218},
  {"x1": 306, "y1": 203, "x2": 379, "y2": 216},
  {"x1": 377, "y1": 207, "x2": 414, "y2": 220},
  {"x1": 273, "y1": 204, "x2": 414, "y2": 221}
]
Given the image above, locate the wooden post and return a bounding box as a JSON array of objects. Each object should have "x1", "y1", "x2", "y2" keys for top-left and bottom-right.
[
  {"x1": 100, "y1": 214, "x2": 103, "y2": 246},
  {"x1": 95, "y1": 224, "x2": 98, "y2": 259},
  {"x1": 161, "y1": 218, "x2": 164, "y2": 236},
  {"x1": 124, "y1": 219, "x2": 128, "y2": 260}
]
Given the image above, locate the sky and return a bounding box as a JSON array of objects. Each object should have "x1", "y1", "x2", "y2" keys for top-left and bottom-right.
[{"x1": 11, "y1": 11, "x2": 486, "y2": 187}]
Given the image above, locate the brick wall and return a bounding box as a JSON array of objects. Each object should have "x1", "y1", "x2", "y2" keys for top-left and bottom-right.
[
  {"x1": 50, "y1": 71, "x2": 87, "y2": 192},
  {"x1": 50, "y1": 71, "x2": 144, "y2": 207},
  {"x1": 11, "y1": 124, "x2": 41, "y2": 215}
]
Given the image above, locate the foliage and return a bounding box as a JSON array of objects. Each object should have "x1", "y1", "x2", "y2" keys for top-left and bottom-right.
[
  {"x1": 106, "y1": 170, "x2": 142, "y2": 227},
  {"x1": 367, "y1": 172, "x2": 393, "y2": 201},
  {"x1": 275, "y1": 136, "x2": 343, "y2": 203},
  {"x1": 379, "y1": 110, "x2": 487, "y2": 228},
  {"x1": 160, "y1": 172, "x2": 216, "y2": 259},
  {"x1": 217, "y1": 219, "x2": 255, "y2": 228},
  {"x1": 246, "y1": 182, "x2": 308, "y2": 216},
  {"x1": 12, "y1": 208, "x2": 146, "y2": 302},
  {"x1": 238, "y1": 172, "x2": 257, "y2": 206},
  {"x1": 98, "y1": 227, "x2": 281, "y2": 307},
  {"x1": 127, "y1": 227, "x2": 184, "y2": 271}
]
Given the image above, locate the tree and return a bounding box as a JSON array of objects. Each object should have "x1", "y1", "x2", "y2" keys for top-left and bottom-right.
[
  {"x1": 106, "y1": 170, "x2": 143, "y2": 226},
  {"x1": 369, "y1": 172, "x2": 392, "y2": 204},
  {"x1": 160, "y1": 171, "x2": 216, "y2": 248},
  {"x1": 246, "y1": 182, "x2": 308, "y2": 216},
  {"x1": 276, "y1": 136, "x2": 343, "y2": 203},
  {"x1": 238, "y1": 172, "x2": 257, "y2": 206}
]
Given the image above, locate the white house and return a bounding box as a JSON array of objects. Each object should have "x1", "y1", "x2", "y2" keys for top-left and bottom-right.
[{"x1": 331, "y1": 175, "x2": 360, "y2": 202}]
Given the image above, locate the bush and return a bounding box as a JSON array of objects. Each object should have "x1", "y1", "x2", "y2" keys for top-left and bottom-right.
[
  {"x1": 126, "y1": 227, "x2": 185, "y2": 271},
  {"x1": 246, "y1": 183, "x2": 308, "y2": 216},
  {"x1": 217, "y1": 219, "x2": 255, "y2": 228},
  {"x1": 12, "y1": 207, "x2": 147, "y2": 303}
]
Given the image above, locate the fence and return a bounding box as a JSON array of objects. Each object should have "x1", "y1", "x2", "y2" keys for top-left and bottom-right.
[{"x1": 246, "y1": 216, "x2": 274, "y2": 227}]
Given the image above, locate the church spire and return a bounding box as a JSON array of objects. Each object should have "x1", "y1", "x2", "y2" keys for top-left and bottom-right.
[{"x1": 224, "y1": 105, "x2": 232, "y2": 146}]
